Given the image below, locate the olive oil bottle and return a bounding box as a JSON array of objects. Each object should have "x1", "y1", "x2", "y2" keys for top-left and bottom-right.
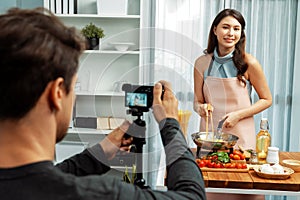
[{"x1": 256, "y1": 118, "x2": 271, "y2": 164}]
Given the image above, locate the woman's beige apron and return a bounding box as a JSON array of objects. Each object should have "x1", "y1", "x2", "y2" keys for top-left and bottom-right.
[
  {"x1": 200, "y1": 76, "x2": 256, "y2": 149},
  {"x1": 200, "y1": 66, "x2": 264, "y2": 200}
]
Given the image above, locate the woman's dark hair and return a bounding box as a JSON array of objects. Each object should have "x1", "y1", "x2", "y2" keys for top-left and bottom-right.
[
  {"x1": 0, "y1": 7, "x2": 86, "y2": 120},
  {"x1": 205, "y1": 9, "x2": 247, "y2": 85}
]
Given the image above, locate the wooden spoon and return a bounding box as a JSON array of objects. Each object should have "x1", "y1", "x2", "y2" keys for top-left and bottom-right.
[
  {"x1": 205, "y1": 115, "x2": 209, "y2": 138},
  {"x1": 205, "y1": 103, "x2": 213, "y2": 139},
  {"x1": 207, "y1": 103, "x2": 213, "y2": 138}
]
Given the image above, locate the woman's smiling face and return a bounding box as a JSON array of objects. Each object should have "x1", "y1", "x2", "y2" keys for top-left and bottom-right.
[{"x1": 214, "y1": 16, "x2": 242, "y2": 55}]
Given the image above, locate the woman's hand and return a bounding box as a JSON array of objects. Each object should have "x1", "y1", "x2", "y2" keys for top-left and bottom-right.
[
  {"x1": 194, "y1": 103, "x2": 214, "y2": 117},
  {"x1": 99, "y1": 121, "x2": 133, "y2": 160},
  {"x1": 222, "y1": 111, "x2": 241, "y2": 129}
]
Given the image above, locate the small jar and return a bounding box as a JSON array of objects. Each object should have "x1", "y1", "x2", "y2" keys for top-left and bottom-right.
[
  {"x1": 266, "y1": 147, "x2": 279, "y2": 164},
  {"x1": 249, "y1": 152, "x2": 258, "y2": 164}
]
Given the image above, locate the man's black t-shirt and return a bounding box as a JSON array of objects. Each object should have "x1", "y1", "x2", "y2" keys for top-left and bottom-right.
[{"x1": 0, "y1": 119, "x2": 206, "y2": 200}]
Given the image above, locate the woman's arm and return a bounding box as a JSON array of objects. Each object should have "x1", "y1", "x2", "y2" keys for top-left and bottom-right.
[
  {"x1": 223, "y1": 53, "x2": 272, "y2": 128},
  {"x1": 193, "y1": 55, "x2": 212, "y2": 117},
  {"x1": 244, "y1": 53, "x2": 272, "y2": 113}
]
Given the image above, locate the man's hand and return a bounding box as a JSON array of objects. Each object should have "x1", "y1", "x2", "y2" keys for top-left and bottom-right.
[
  {"x1": 152, "y1": 81, "x2": 178, "y2": 123},
  {"x1": 99, "y1": 121, "x2": 133, "y2": 160}
]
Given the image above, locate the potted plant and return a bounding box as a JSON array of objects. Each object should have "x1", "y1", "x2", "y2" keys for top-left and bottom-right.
[{"x1": 81, "y1": 22, "x2": 105, "y2": 50}]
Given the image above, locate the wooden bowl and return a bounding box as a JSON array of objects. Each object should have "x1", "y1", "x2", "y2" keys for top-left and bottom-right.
[
  {"x1": 253, "y1": 165, "x2": 294, "y2": 180},
  {"x1": 282, "y1": 159, "x2": 300, "y2": 172}
]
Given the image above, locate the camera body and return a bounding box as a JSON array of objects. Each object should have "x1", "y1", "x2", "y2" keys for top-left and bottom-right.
[{"x1": 122, "y1": 83, "x2": 164, "y2": 113}]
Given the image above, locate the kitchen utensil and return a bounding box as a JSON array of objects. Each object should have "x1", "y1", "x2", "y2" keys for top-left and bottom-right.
[
  {"x1": 208, "y1": 104, "x2": 213, "y2": 131},
  {"x1": 205, "y1": 115, "x2": 208, "y2": 137},
  {"x1": 216, "y1": 118, "x2": 226, "y2": 139},
  {"x1": 191, "y1": 132, "x2": 239, "y2": 150},
  {"x1": 205, "y1": 103, "x2": 213, "y2": 139}
]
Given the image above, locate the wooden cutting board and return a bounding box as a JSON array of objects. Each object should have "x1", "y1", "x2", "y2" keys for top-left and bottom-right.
[{"x1": 200, "y1": 165, "x2": 249, "y2": 172}]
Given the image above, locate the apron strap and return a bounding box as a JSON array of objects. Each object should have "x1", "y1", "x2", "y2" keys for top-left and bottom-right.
[{"x1": 204, "y1": 56, "x2": 214, "y2": 79}]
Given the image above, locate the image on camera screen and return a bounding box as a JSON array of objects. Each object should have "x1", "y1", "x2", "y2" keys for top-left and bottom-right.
[{"x1": 126, "y1": 92, "x2": 147, "y2": 107}]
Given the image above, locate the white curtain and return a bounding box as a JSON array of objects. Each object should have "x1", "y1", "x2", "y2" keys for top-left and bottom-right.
[
  {"x1": 226, "y1": 0, "x2": 298, "y2": 153},
  {"x1": 154, "y1": 0, "x2": 299, "y2": 152},
  {"x1": 290, "y1": 1, "x2": 300, "y2": 152},
  {"x1": 152, "y1": 0, "x2": 299, "y2": 199},
  {"x1": 153, "y1": 0, "x2": 226, "y2": 148}
]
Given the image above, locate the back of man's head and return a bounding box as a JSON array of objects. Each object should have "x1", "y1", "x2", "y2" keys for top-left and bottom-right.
[{"x1": 0, "y1": 8, "x2": 86, "y2": 120}]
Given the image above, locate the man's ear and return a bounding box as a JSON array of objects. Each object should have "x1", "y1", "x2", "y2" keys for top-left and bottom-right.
[{"x1": 48, "y1": 77, "x2": 65, "y2": 112}]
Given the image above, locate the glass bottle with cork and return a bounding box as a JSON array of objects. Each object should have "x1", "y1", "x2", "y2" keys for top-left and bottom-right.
[{"x1": 256, "y1": 118, "x2": 271, "y2": 164}]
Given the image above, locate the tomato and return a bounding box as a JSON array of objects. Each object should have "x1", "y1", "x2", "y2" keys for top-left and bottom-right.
[
  {"x1": 233, "y1": 150, "x2": 243, "y2": 156},
  {"x1": 203, "y1": 159, "x2": 211, "y2": 165},
  {"x1": 233, "y1": 154, "x2": 241, "y2": 160},
  {"x1": 241, "y1": 163, "x2": 247, "y2": 169},
  {"x1": 224, "y1": 163, "x2": 231, "y2": 168},
  {"x1": 215, "y1": 163, "x2": 221, "y2": 168},
  {"x1": 236, "y1": 163, "x2": 243, "y2": 169},
  {"x1": 212, "y1": 155, "x2": 218, "y2": 160},
  {"x1": 196, "y1": 159, "x2": 201, "y2": 164},
  {"x1": 199, "y1": 160, "x2": 206, "y2": 168},
  {"x1": 229, "y1": 153, "x2": 234, "y2": 159},
  {"x1": 229, "y1": 163, "x2": 236, "y2": 168},
  {"x1": 239, "y1": 154, "x2": 245, "y2": 160},
  {"x1": 207, "y1": 162, "x2": 215, "y2": 168}
]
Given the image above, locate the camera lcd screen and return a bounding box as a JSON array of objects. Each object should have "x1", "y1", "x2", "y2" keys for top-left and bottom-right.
[{"x1": 126, "y1": 92, "x2": 147, "y2": 107}]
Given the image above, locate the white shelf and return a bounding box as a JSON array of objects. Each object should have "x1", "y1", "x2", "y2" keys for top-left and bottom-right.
[
  {"x1": 68, "y1": 127, "x2": 111, "y2": 135},
  {"x1": 83, "y1": 50, "x2": 139, "y2": 54},
  {"x1": 61, "y1": 0, "x2": 144, "y2": 132},
  {"x1": 76, "y1": 91, "x2": 125, "y2": 96},
  {"x1": 56, "y1": 14, "x2": 140, "y2": 19}
]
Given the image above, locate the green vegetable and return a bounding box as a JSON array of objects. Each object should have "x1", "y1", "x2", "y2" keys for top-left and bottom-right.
[
  {"x1": 216, "y1": 152, "x2": 226, "y2": 157},
  {"x1": 210, "y1": 152, "x2": 230, "y2": 163}
]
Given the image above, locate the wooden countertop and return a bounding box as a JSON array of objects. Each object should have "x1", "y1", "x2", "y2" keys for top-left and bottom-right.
[{"x1": 203, "y1": 152, "x2": 300, "y2": 192}]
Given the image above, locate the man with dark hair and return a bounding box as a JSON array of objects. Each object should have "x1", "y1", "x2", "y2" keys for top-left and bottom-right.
[{"x1": 0, "y1": 8, "x2": 206, "y2": 200}]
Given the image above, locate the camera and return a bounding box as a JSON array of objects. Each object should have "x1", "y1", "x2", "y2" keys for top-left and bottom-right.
[
  {"x1": 122, "y1": 83, "x2": 164, "y2": 112},
  {"x1": 121, "y1": 83, "x2": 164, "y2": 188}
]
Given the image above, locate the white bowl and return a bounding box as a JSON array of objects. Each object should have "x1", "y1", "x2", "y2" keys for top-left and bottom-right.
[
  {"x1": 282, "y1": 159, "x2": 300, "y2": 172},
  {"x1": 110, "y1": 42, "x2": 135, "y2": 51}
]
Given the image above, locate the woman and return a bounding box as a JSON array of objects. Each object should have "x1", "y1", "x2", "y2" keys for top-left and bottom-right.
[
  {"x1": 194, "y1": 8, "x2": 272, "y2": 200},
  {"x1": 194, "y1": 9, "x2": 272, "y2": 150}
]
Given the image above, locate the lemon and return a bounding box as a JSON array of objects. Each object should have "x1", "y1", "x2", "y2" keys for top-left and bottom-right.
[{"x1": 258, "y1": 151, "x2": 267, "y2": 159}]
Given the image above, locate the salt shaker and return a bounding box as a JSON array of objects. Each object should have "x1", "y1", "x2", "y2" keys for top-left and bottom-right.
[
  {"x1": 266, "y1": 147, "x2": 279, "y2": 164},
  {"x1": 249, "y1": 152, "x2": 258, "y2": 164}
]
